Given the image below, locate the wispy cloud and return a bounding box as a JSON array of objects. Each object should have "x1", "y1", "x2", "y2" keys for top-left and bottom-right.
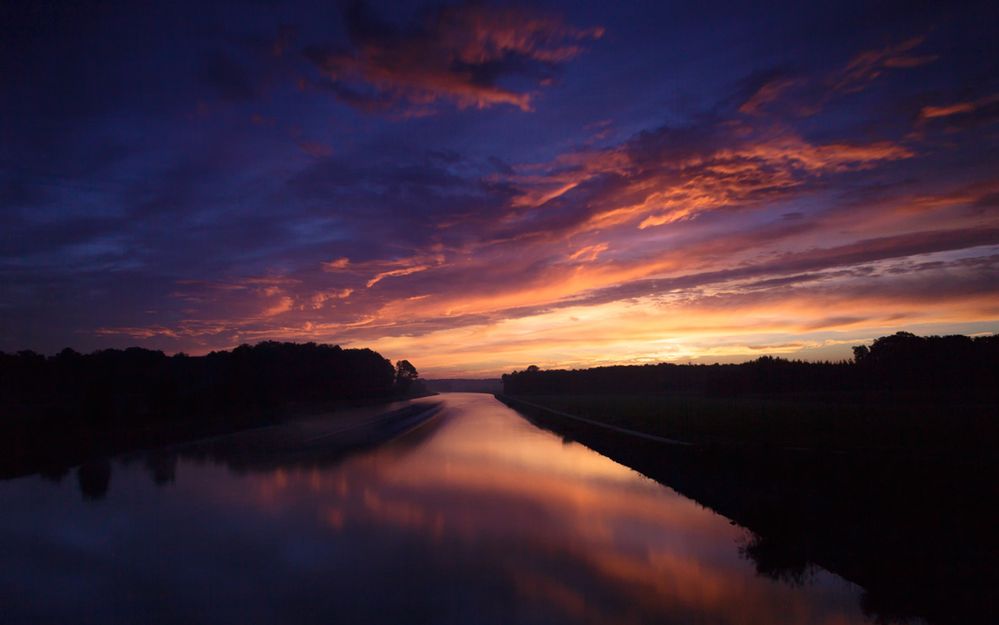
[
  {"x1": 303, "y1": 2, "x2": 602, "y2": 114},
  {"x1": 568, "y1": 243, "x2": 609, "y2": 262},
  {"x1": 738, "y1": 78, "x2": 799, "y2": 115},
  {"x1": 830, "y1": 36, "x2": 936, "y2": 94},
  {"x1": 366, "y1": 265, "x2": 432, "y2": 288},
  {"x1": 919, "y1": 93, "x2": 999, "y2": 121}
]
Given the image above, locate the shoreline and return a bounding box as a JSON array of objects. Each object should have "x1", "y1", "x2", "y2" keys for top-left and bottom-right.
[
  {"x1": 497, "y1": 393, "x2": 997, "y2": 625},
  {"x1": 0, "y1": 393, "x2": 440, "y2": 481}
]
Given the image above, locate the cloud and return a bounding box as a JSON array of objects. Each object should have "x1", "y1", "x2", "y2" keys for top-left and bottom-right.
[
  {"x1": 366, "y1": 265, "x2": 431, "y2": 288},
  {"x1": 498, "y1": 121, "x2": 913, "y2": 238},
  {"x1": 86, "y1": 233, "x2": 999, "y2": 376},
  {"x1": 104, "y1": 63, "x2": 977, "y2": 369},
  {"x1": 919, "y1": 93, "x2": 999, "y2": 122},
  {"x1": 303, "y1": 1, "x2": 602, "y2": 114},
  {"x1": 7, "y1": 8, "x2": 996, "y2": 375},
  {"x1": 362, "y1": 249, "x2": 448, "y2": 288},
  {"x1": 922, "y1": 102, "x2": 976, "y2": 119},
  {"x1": 310, "y1": 288, "x2": 353, "y2": 310},
  {"x1": 830, "y1": 37, "x2": 936, "y2": 94},
  {"x1": 738, "y1": 77, "x2": 798, "y2": 115},
  {"x1": 262, "y1": 295, "x2": 294, "y2": 317},
  {"x1": 322, "y1": 257, "x2": 351, "y2": 271},
  {"x1": 568, "y1": 243, "x2": 609, "y2": 262},
  {"x1": 737, "y1": 38, "x2": 941, "y2": 119}
]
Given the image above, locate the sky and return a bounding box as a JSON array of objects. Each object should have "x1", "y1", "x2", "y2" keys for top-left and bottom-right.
[{"x1": 2, "y1": 0, "x2": 998, "y2": 377}]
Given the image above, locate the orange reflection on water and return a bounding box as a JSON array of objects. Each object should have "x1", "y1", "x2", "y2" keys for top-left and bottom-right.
[{"x1": 227, "y1": 394, "x2": 874, "y2": 625}]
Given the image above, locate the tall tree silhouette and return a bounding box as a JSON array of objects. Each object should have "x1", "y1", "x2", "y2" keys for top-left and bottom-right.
[{"x1": 395, "y1": 360, "x2": 419, "y2": 393}]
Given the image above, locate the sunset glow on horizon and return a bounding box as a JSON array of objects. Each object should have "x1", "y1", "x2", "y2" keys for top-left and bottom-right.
[{"x1": 2, "y1": 1, "x2": 997, "y2": 376}]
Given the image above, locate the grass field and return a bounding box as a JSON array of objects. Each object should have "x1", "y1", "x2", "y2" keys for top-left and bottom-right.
[{"x1": 515, "y1": 392, "x2": 997, "y2": 454}]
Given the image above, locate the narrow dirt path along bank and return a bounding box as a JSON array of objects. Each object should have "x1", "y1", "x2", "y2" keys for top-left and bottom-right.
[{"x1": 497, "y1": 395, "x2": 692, "y2": 446}]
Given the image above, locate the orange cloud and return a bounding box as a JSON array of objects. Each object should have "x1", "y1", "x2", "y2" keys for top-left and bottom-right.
[
  {"x1": 568, "y1": 243, "x2": 609, "y2": 262},
  {"x1": 366, "y1": 265, "x2": 432, "y2": 288},
  {"x1": 321, "y1": 257, "x2": 350, "y2": 271},
  {"x1": 310, "y1": 288, "x2": 353, "y2": 310},
  {"x1": 261, "y1": 295, "x2": 293, "y2": 317},
  {"x1": 504, "y1": 127, "x2": 912, "y2": 236},
  {"x1": 920, "y1": 93, "x2": 999, "y2": 120}
]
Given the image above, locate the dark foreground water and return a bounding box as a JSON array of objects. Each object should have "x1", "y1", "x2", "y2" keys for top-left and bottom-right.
[{"x1": 0, "y1": 393, "x2": 891, "y2": 625}]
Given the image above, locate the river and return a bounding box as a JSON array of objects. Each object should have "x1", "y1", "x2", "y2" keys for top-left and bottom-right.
[{"x1": 0, "y1": 393, "x2": 885, "y2": 624}]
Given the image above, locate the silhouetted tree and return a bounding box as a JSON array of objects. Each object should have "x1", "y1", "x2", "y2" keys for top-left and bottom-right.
[
  {"x1": 395, "y1": 360, "x2": 418, "y2": 393},
  {"x1": 852, "y1": 345, "x2": 869, "y2": 362}
]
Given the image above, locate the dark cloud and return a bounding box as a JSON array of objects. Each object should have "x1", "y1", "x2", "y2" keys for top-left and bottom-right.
[
  {"x1": 302, "y1": 1, "x2": 602, "y2": 114},
  {"x1": 286, "y1": 146, "x2": 515, "y2": 254}
]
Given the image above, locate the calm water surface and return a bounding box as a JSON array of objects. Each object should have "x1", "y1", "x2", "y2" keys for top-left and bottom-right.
[{"x1": 0, "y1": 393, "x2": 880, "y2": 624}]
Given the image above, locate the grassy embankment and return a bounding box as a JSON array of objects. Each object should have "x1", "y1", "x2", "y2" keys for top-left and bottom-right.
[{"x1": 510, "y1": 392, "x2": 997, "y2": 456}]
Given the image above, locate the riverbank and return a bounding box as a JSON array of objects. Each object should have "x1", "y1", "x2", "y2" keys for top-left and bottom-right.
[
  {"x1": 0, "y1": 392, "x2": 437, "y2": 480},
  {"x1": 500, "y1": 392, "x2": 996, "y2": 457},
  {"x1": 497, "y1": 393, "x2": 998, "y2": 625},
  {"x1": 172, "y1": 398, "x2": 445, "y2": 474}
]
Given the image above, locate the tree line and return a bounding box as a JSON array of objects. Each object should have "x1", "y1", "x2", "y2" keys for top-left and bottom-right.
[
  {"x1": 501, "y1": 332, "x2": 999, "y2": 399},
  {"x1": 0, "y1": 341, "x2": 423, "y2": 426}
]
